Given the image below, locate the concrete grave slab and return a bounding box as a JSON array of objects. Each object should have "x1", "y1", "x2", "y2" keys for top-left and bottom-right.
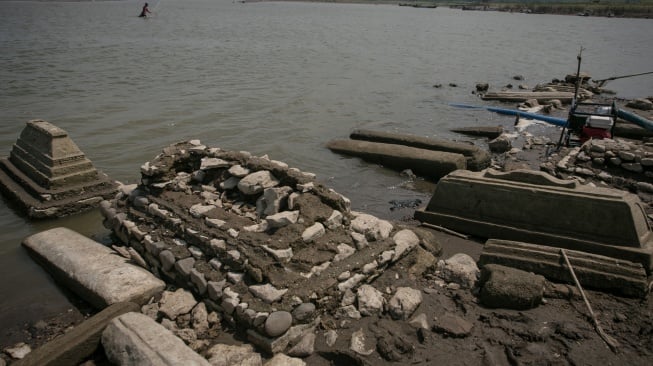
[
  {"x1": 102, "y1": 312, "x2": 210, "y2": 366},
  {"x1": 22, "y1": 227, "x2": 165, "y2": 309}
]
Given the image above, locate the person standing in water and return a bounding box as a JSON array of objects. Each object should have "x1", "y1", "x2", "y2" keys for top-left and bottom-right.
[{"x1": 139, "y1": 3, "x2": 152, "y2": 17}]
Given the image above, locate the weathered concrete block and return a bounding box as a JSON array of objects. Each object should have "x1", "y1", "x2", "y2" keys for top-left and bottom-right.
[
  {"x1": 479, "y1": 239, "x2": 650, "y2": 297},
  {"x1": 478, "y1": 264, "x2": 545, "y2": 310},
  {"x1": 415, "y1": 169, "x2": 653, "y2": 272},
  {"x1": 326, "y1": 139, "x2": 466, "y2": 180},
  {"x1": 349, "y1": 129, "x2": 491, "y2": 171},
  {"x1": 22, "y1": 227, "x2": 165, "y2": 309},
  {"x1": 0, "y1": 120, "x2": 117, "y2": 218},
  {"x1": 102, "y1": 312, "x2": 211, "y2": 366},
  {"x1": 13, "y1": 302, "x2": 139, "y2": 366}
]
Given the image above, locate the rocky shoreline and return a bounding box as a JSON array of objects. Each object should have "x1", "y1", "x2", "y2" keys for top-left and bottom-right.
[{"x1": 2, "y1": 78, "x2": 653, "y2": 365}]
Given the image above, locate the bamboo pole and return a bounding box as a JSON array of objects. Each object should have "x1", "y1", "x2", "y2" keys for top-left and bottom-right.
[{"x1": 560, "y1": 248, "x2": 620, "y2": 352}]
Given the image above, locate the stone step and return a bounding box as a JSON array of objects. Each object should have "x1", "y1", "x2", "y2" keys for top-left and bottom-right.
[{"x1": 479, "y1": 239, "x2": 650, "y2": 298}]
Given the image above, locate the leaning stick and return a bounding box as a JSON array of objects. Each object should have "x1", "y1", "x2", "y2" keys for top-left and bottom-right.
[
  {"x1": 420, "y1": 223, "x2": 469, "y2": 239},
  {"x1": 560, "y1": 249, "x2": 620, "y2": 352}
]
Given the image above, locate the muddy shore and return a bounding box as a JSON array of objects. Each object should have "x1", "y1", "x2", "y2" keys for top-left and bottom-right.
[{"x1": 3, "y1": 83, "x2": 653, "y2": 364}]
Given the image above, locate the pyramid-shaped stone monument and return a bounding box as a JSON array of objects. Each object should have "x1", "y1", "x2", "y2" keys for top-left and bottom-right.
[{"x1": 0, "y1": 120, "x2": 117, "y2": 218}]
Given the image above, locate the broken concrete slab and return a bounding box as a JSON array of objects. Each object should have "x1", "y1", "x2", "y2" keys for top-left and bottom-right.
[
  {"x1": 13, "y1": 302, "x2": 139, "y2": 366},
  {"x1": 348, "y1": 129, "x2": 491, "y2": 171},
  {"x1": 479, "y1": 239, "x2": 650, "y2": 298},
  {"x1": 0, "y1": 119, "x2": 117, "y2": 218},
  {"x1": 22, "y1": 227, "x2": 166, "y2": 309},
  {"x1": 326, "y1": 139, "x2": 467, "y2": 180},
  {"x1": 102, "y1": 312, "x2": 211, "y2": 366},
  {"x1": 415, "y1": 169, "x2": 653, "y2": 272}
]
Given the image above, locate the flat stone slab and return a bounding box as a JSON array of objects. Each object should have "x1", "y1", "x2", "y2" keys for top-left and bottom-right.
[
  {"x1": 13, "y1": 302, "x2": 139, "y2": 366},
  {"x1": 22, "y1": 227, "x2": 165, "y2": 309},
  {"x1": 102, "y1": 312, "x2": 211, "y2": 366},
  {"x1": 415, "y1": 168, "x2": 653, "y2": 272},
  {"x1": 326, "y1": 139, "x2": 466, "y2": 180},
  {"x1": 349, "y1": 129, "x2": 490, "y2": 171}
]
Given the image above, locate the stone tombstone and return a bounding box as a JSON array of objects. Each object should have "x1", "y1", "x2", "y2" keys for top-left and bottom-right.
[{"x1": 0, "y1": 119, "x2": 117, "y2": 218}]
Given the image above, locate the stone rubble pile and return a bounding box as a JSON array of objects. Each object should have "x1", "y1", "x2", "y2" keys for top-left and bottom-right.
[
  {"x1": 99, "y1": 140, "x2": 436, "y2": 360},
  {"x1": 541, "y1": 137, "x2": 653, "y2": 200}
]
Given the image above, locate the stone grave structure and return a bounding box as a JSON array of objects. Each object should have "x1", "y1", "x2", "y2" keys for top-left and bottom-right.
[
  {"x1": 0, "y1": 119, "x2": 117, "y2": 218},
  {"x1": 415, "y1": 168, "x2": 653, "y2": 273},
  {"x1": 100, "y1": 140, "x2": 427, "y2": 354}
]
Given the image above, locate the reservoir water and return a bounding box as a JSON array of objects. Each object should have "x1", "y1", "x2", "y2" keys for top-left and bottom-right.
[{"x1": 1, "y1": 0, "x2": 652, "y2": 344}]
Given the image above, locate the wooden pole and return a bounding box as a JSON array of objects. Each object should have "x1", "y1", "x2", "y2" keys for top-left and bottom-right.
[{"x1": 560, "y1": 249, "x2": 620, "y2": 352}]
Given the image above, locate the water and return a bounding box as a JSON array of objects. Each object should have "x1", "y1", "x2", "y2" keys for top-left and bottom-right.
[{"x1": 0, "y1": 0, "x2": 652, "y2": 342}]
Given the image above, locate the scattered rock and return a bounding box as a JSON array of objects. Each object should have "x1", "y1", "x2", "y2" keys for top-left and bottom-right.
[
  {"x1": 388, "y1": 287, "x2": 422, "y2": 320},
  {"x1": 159, "y1": 288, "x2": 198, "y2": 320},
  {"x1": 264, "y1": 353, "x2": 306, "y2": 366},
  {"x1": 249, "y1": 284, "x2": 288, "y2": 304},
  {"x1": 350, "y1": 328, "x2": 375, "y2": 356},
  {"x1": 206, "y1": 343, "x2": 262, "y2": 366},
  {"x1": 438, "y1": 253, "x2": 479, "y2": 289},
  {"x1": 433, "y1": 313, "x2": 473, "y2": 338},
  {"x1": 356, "y1": 285, "x2": 385, "y2": 316},
  {"x1": 4, "y1": 342, "x2": 31, "y2": 360},
  {"x1": 265, "y1": 311, "x2": 293, "y2": 337},
  {"x1": 287, "y1": 332, "x2": 316, "y2": 357}
]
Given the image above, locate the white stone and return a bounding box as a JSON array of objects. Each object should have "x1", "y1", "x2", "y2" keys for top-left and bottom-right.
[
  {"x1": 4, "y1": 342, "x2": 31, "y2": 360},
  {"x1": 238, "y1": 171, "x2": 280, "y2": 195},
  {"x1": 439, "y1": 253, "x2": 479, "y2": 289},
  {"x1": 243, "y1": 221, "x2": 269, "y2": 233},
  {"x1": 159, "y1": 289, "x2": 198, "y2": 320},
  {"x1": 356, "y1": 285, "x2": 385, "y2": 316},
  {"x1": 349, "y1": 328, "x2": 374, "y2": 356},
  {"x1": 333, "y1": 243, "x2": 355, "y2": 262},
  {"x1": 265, "y1": 353, "x2": 306, "y2": 366},
  {"x1": 301, "y1": 222, "x2": 325, "y2": 242},
  {"x1": 350, "y1": 213, "x2": 393, "y2": 241},
  {"x1": 266, "y1": 211, "x2": 299, "y2": 229},
  {"x1": 206, "y1": 343, "x2": 262, "y2": 366},
  {"x1": 388, "y1": 287, "x2": 422, "y2": 320},
  {"x1": 189, "y1": 204, "x2": 216, "y2": 218},
  {"x1": 262, "y1": 245, "x2": 294, "y2": 262},
  {"x1": 228, "y1": 165, "x2": 251, "y2": 178},
  {"x1": 337, "y1": 273, "x2": 366, "y2": 292},
  {"x1": 325, "y1": 210, "x2": 343, "y2": 229},
  {"x1": 392, "y1": 229, "x2": 419, "y2": 261},
  {"x1": 350, "y1": 231, "x2": 368, "y2": 249},
  {"x1": 249, "y1": 284, "x2": 288, "y2": 304},
  {"x1": 200, "y1": 157, "x2": 230, "y2": 170}
]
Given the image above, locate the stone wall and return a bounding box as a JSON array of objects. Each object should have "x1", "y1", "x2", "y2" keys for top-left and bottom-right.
[{"x1": 100, "y1": 140, "x2": 425, "y2": 350}]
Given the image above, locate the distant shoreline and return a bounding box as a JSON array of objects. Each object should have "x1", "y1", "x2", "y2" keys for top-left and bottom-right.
[{"x1": 256, "y1": 1, "x2": 652, "y2": 19}]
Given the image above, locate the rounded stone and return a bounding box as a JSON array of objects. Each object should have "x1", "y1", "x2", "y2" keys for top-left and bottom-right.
[
  {"x1": 264, "y1": 311, "x2": 292, "y2": 337},
  {"x1": 292, "y1": 303, "x2": 316, "y2": 323}
]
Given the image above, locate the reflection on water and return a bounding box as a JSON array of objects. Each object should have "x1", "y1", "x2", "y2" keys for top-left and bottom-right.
[{"x1": 0, "y1": 0, "x2": 651, "y2": 342}]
